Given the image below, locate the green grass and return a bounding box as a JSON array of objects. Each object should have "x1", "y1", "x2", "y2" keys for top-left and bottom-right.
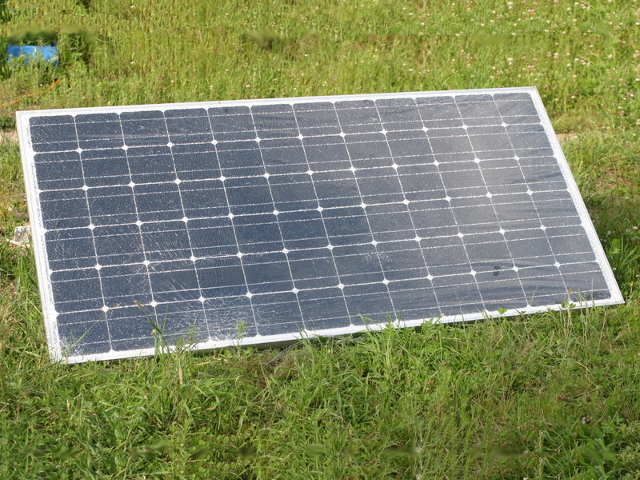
[{"x1": 1, "y1": 0, "x2": 639, "y2": 478}]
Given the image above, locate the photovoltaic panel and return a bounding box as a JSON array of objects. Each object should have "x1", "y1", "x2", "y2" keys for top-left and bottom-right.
[{"x1": 17, "y1": 87, "x2": 623, "y2": 363}]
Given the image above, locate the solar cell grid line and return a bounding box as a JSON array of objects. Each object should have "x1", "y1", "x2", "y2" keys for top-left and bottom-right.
[
  {"x1": 118, "y1": 111, "x2": 207, "y2": 345},
  {"x1": 17, "y1": 87, "x2": 623, "y2": 364},
  {"x1": 488, "y1": 94, "x2": 573, "y2": 305},
  {"x1": 199, "y1": 107, "x2": 264, "y2": 340},
  {"x1": 160, "y1": 110, "x2": 211, "y2": 341},
  {"x1": 289, "y1": 105, "x2": 355, "y2": 331},
  {"x1": 414, "y1": 98, "x2": 489, "y2": 314},
  {"x1": 331, "y1": 100, "x2": 398, "y2": 322},
  {"x1": 71, "y1": 116, "x2": 115, "y2": 353},
  {"x1": 370, "y1": 99, "x2": 444, "y2": 316},
  {"x1": 449, "y1": 95, "x2": 530, "y2": 311},
  {"x1": 245, "y1": 104, "x2": 307, "y2": 333},
  {"x1": 110, "y1": 111, "x2": 155, "y2": 346}
]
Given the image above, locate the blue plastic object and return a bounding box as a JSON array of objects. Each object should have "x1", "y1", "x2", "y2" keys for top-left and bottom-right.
[{"x1": 6, "y1": 42, "x2": 58, "y2": 66}]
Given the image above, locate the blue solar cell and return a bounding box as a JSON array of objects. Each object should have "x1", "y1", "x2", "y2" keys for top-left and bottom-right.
[{"x1": 17, "y1": 87, "x2": 623, "y2": 363}]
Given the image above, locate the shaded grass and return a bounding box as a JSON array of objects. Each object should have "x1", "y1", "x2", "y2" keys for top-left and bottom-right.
[{"x1": 0, "y1": 0, "x2": 639, "y2": 478}]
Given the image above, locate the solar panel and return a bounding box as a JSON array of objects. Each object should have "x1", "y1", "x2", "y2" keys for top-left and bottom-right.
[{"x1": 17, "y1": 87, "x2": 623, "y2": 363}]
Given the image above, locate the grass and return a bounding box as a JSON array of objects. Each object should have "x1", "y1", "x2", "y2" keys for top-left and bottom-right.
[{"x1": 0, "y1": 0, "x2": 639, "y2": 478}]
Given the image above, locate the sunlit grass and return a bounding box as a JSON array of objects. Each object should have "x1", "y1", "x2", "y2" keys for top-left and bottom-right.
[{"x1": 0, "y1": 0, "x2": 639, "y2": 478}]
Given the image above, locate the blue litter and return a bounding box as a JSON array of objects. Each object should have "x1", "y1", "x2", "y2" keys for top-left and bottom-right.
[{"x1": 7, "y1": 41, "x2": 58, "y2": 66}]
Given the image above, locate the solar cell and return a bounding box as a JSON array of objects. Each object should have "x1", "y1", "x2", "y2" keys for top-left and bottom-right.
[{"x1": 17, "y1": 87, "x2": 623, "y2": 363}]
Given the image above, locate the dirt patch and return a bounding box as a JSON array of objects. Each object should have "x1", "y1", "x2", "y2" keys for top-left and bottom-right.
[
  {"x1": 0, "y1": 129, "x2": 18, "y2": 142},
  {"x1": 556, "y1": 132, "x2": 578, "y2": 144}
]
